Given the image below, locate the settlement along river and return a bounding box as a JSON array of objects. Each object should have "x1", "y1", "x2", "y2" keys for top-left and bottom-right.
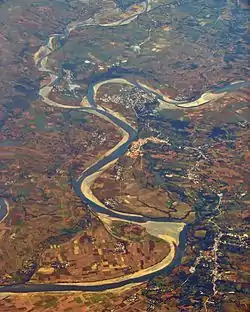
[{"x1": 1, "y1": 0, "x2": 249, "y2": 293}]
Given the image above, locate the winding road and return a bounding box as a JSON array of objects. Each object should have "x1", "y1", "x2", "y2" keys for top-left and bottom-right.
[{"x1": 0, "y1": 0, "x2": 249, "y2": 293}]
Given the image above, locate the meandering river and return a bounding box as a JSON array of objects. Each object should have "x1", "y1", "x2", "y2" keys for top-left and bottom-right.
[{"x1": 0, "y1": 0, "x2": 249, "y2": 293}]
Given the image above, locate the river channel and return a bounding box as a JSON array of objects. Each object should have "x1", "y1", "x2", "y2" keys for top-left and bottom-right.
[{"x1": 0, "y1": 0, "x2": 249, "y2": 293}]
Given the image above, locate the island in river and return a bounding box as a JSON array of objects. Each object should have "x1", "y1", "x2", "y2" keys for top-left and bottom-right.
[{"x1": 0, "y1": 0, "x2": 249, "y2": 311}]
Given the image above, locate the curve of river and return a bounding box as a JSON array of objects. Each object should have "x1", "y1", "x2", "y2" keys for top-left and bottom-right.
[
  {"x1": 0, "y1": 0, "x2": 249, "y2": 293},
  {"x1": 0, "y1": 198, "x2": 9, "y2": 224}
]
